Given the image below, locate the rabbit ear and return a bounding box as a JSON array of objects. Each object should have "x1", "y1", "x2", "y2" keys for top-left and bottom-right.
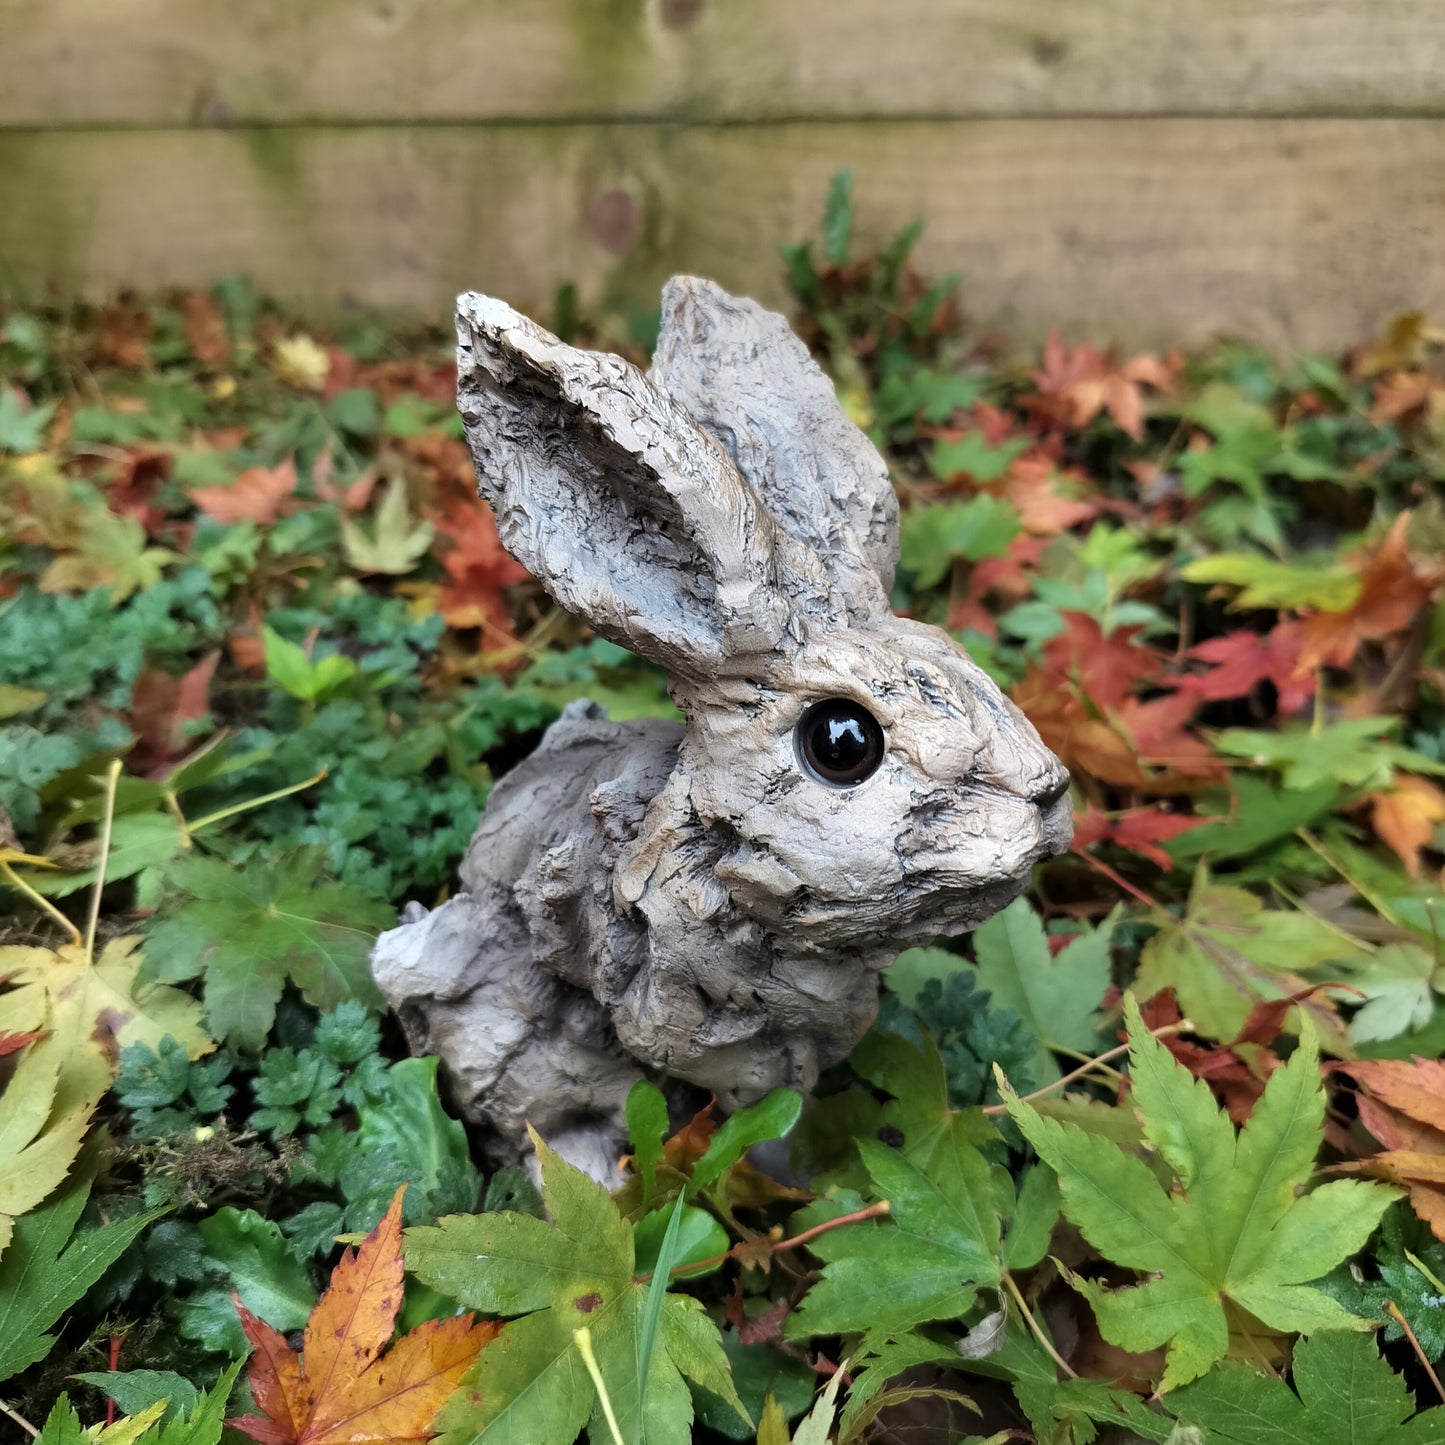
[
  {"x1": 650, "y1": 276, "x2": 899, "y2": 620},
  {"x1": 456, "y1": 292, "x2": 799, "y2": 677}
]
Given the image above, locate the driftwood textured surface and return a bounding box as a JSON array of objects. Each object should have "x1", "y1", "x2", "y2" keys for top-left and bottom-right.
[{"x1": 371, "y1": 279, "x2": 1072, "y2": 1174}]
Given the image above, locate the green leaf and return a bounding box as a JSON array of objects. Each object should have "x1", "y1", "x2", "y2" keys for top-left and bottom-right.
[
  {"x1": 340, "y1": 476, "x2": 435, "y2": 574},
  {"x1": 0, "y1": 1148, "x2": 162, "y2": 1383},
  {"x1": 144, "y1": 855, "x2": 389, "y2": 1048},
  {"x1": 633, "y1": 1202, "x2": 728, "y2": 1278},
  {"x1": 690, "y1": 1089, "x2": 802, "y2": 1194},
  {"x1": 1137, "y1": 872, "x2": 1362, "y2": 1042},
  {"x1": 263, "y1": 626, "x2": 357, "y2": 704},
  {"x1": 0, "y1": 388, "x2": 55, "y2": 451},
  {"x1": 627, "y1": 1079, "x2": 670, "y2": 1210},
  {"x1": 406, "y1": 1130, "x2": 749, "y2": 1444},
  {"x1": 927, "y1": 434, "x2": 1029, "y2": 485},
  {"x1": 786, "y1": 1136, "x2": 999, "y2": 1337},
  {"x1": 1169, "y1": 1330, "x2": 1445, "y2": 1443},
  {"x1": 1214, "y1": 718, "x2": 1445, "y2": 793},
  {"x1": 1181, "y1": 552, "x2": 1360, "y2": 611},
  {"x1": 196, "y1": 1208, "x2": 315, "y2": 1333},
  {"x1": 1165, "y1": 777, "x2": 1339, "y2": 862},
  {"x1": 357, "y1": 1055, "x2": 478, "y2": 1200},
  {"x1": 822, "y1": 168, "x2": 854, "y2": 266},
  {"x1": 1005, "y1": 996, "x2": 1398, "y2": 1390},
  {"x1": 972, "y1": 898, "x2": 1112, "y2": 1084},
  {"x1": 70, "y1": 1370, "x2": 201, "y2": 1426},
  {"x1": 899, "y1": 495, "x2": 1021, "y2": 587}
]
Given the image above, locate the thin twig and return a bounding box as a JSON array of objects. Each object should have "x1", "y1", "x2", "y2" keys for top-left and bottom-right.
[
  {"x1": 1385, "y1": 1301, "x2": 1445, "y2": 1405},
  {"x1": 0, "y1": 860, "x2": 82, "y2": 947},
  {"x1": 982, "y1": 1022, "x2": 1193, "y2": 1116},
  {"x1": 1068, "y1": 845, "x2": 1162, "y2": 909},
  {"x1": 647, "y1": 1200, "x2": 893, "y2": 1282},
  {"x1": 0, "y1": 1399, "x2": 38, "y2": 1439},
  {"x1": 1003, "y1": 1271, "x2": 1077, "y2": 1380}
]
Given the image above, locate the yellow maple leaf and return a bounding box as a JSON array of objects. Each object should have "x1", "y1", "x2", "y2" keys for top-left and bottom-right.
[{"x1": 271, "y1": 334, "x2": 331, "y2": 391}]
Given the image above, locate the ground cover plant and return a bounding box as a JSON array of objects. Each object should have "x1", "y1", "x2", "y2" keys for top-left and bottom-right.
[{"x1": 1, "y1": 173, "x2": 1444, "y2": 1443}]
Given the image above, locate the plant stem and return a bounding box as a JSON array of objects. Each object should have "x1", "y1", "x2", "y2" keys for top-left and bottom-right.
[
  {"x1": 187, "y1": 766, "x2": 327, "y2": 833},
  {"x1": 1385, "y1": 1300, "x2": 1445, "y2": 1405},
  {"x1": 83, "y1": 759, "x2": 122, "y2": 964},
  {"x1": 647, "y1": 1200, "x2": 892, "y2": 1282},
  {"x1": 0, "y1": 860, "x2": 82, "y2": 947},
  {"x1": 1003, "y1": 1271, "x2": 1077, "y2": 1380},
  {"x1": 572, "y1": 1327, "x2": 625, "y2": 1445},
  {"x1": 0, "y1": 1400, "x2": 38, "y2": 1439},
  {"x1": 1068, "y1": 844, "x2": 1162, "y2": 909},
  {"x1": 982, "y1": 1022, "x2": 1193, "y2": 1116}
]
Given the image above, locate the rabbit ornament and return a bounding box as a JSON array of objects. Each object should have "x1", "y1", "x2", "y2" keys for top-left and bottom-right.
[{"x1": 370, "y1": 277, "x2": 1072, "y2": 1180}]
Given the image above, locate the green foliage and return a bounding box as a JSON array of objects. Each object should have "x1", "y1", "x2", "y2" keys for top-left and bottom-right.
[
  {"x1": 0, "y1": 1152, "x2": 161, "y2": 1384},
  {"x1": 405, "y1": 1132, "x2": 750, "y2": 1444},
  {"x1": 142, "y1": 855, "x2": 390, "y2": 1047},
  {"x1": 1170, "y1": 1331, "x2": 1445, "y2": 1443},
  {"x1": 1005, "y1": 996, "x2": 1397, "y2": 1390}
]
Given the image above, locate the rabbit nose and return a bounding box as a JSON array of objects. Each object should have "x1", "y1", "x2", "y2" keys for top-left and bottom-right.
[{"x1": 1033, "y1": 772, "x2": 1071, "y2": 808}]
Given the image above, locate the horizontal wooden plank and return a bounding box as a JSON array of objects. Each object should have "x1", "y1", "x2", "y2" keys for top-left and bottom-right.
[
  {"x1": 3, "y1": 1, "x2": 1445, "y2": 127},
  {"x1": 3, "y1": 119, "x2": 1443, "y2": 351}
]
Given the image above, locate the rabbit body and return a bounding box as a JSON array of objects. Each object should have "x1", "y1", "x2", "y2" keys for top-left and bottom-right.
[{"x1": 371, "y1": 277, "x2": 1072, "y2": 1173}]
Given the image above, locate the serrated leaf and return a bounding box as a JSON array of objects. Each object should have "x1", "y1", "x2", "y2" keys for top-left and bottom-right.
[
  {"x1": 0, "y1": 936, "x2": 211, "y2": 1109},
  {"x1": 144, "y1": 857, "x2": 388, "y2": 1048},
  {"x1": 1169, "y1": 1330, "x2": 1445, "y2": 1443},
  {"x1": 0, "y1": 1145, "x2": 162, "y2": 1383},
  {"x1": 341, "y1": 477, "x2": 435, "y2": 575},
  {"x1": 1137, "y1": 873, "x2": 1359, "y2": 1043},
  {"x1": 1004, "y1": 996, "x2": 1398, "y2": 1390},
  {"x1": 972, "y1": 898, "x2": 1112, "y2": 1084},
  {"x1": 405, "y1": 1129, "x2": 749, "y2": 1444}
]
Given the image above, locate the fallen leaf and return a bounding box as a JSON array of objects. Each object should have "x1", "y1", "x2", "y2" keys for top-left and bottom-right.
[
  {"x1": 229, "y1": 1186, "x2": 497, "y2": 1445},
  {"x1": 1072, "y1": 806, "x2": 1203, "y2": 870},
  {"x1": 191, "y1": 458, "x2": 298, "y2": 526},
  {"x1": 1369, "y1": 774, "x2": 1445, "y2": 877},
  {"x1": 1025, "y1": 334, "x2": 1175, "y2": 440},
  {"x1": 1182, "y1": 623, "x2": 1316, "y2": 716},
  {"x1": 183, "y1": 291, "x2": 231, "y2": 367},
  {"x1": 271, "y1": 335, "x2": 331, "y2": 391},
  {"x1": 430, "y1": 498, "x2": 528, "y2": 634},
  {"x1": 128, "y1": 652, "x2": 219, "y2": 774},
  {"x1": 1298, "y1": 513, "x2": 1440, "y2": 671},
  {"x1": 342, "y1": 478, "x2": 436, "y2": 576}
]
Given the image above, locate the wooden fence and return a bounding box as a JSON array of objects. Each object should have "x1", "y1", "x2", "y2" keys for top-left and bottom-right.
[{"x1": 2, "y1": 1, "x2": 1444, "y2": 347}]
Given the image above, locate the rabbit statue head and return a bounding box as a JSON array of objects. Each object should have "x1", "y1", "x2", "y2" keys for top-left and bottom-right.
[{"x1": 371, "y1": 277, "x2": 1071, "y2": 1176}]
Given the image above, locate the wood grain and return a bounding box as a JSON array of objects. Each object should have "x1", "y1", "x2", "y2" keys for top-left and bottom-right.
[
  {"x1": 3, "y1": 0, "x2": 1445, "y2": 126},
  {"x1": 3, "y1": 119, "x2": 1442, "y2": 350}
]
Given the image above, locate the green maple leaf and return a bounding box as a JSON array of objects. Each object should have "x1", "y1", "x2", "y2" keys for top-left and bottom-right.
[
  {"x1": 143, "y1": 855, "x2": 389, "y2": 1048},
  {"x1": 789, "y1": 1030, "x2": 1056, "y2": 1339},
  {"x1": 899, "y1": 494, "x2": 1021, "y2": 587},
  {"x1": 1213, "y1": 717, "x2": 1445, "y2": 794},
  {"x1": 404, "y1": 1129, "x2": 749, "y2": 1444},
  {"x1": 1137, "y1": 870, "x2": 1361, "y2": 1043},
  {"x1": 1004, "y1": 995, "x2": 1398, "y2": 1391},
  {"x1": 1180, "y1": 551, "x2": 1360, "y2": 611},
  {"x1": 1169, "y1": 1330, "x2": 1445, "y2": 1443},
  {"x1": 972, "y1": 898, "x2": 1113, "y2": 1084},
  {"x1": 0, "y1": 1145, "x2": 161, "y2": 1383},
  {"x1": 340, "y1": 476, "x2": 435, "y2": 574}
]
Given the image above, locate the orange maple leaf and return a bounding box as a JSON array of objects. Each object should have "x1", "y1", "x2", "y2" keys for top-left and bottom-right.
[
  {"x1": 1181, "y1": 623, "x2": 1316, "y2": 717},
  {"x1": 1369, "y1": 774, "x2": 1445, "y2": 877},
  {"x1": 1338, "y1": 1058, "x2": 1445, "y2": 1242},
  {"x1": 1297, "y1": 513, "x2": 1441, "y2": 671},
  {"x1": 229, "y1": 1186, "x2": 498, "y2": 1445},
  {"x1": 191, "y1": 457, "x2": 299, "y2": 526},
  {"x1": 129, "y1": 652, "x2": 219, "y2": 774},
  {"x1": 430, "y1": 499, "x2": 529, "y2": 637},
  {"x1": 1026, "y1": 333, "x2": 1175, "y2": 441},
  {"x1": 1071, "y1": 804, "x2": 1203, "y2": 870}
]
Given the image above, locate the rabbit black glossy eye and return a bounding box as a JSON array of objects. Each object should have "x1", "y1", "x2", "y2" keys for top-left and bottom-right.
[{"x1": 796, "y1": 700, "x2": 885, "y2": 786}]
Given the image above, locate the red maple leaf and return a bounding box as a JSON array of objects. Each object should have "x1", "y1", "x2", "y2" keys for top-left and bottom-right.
[
  {"x1": 128, "y1": 653, "x2": 220, "y2": 775},
  {"x1": 429, "y1": 499, "x2": 529, "y2": 637},
  {"x1": 1071, "y1": 804, "x2": 1203, "y2": 870},
  {"x1": 191, "y1": 458, "x2": 299, "y2": 526},
  {"x1": 1181, "y1": 623, "x2": 1316, "y2": 716}
]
